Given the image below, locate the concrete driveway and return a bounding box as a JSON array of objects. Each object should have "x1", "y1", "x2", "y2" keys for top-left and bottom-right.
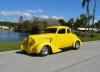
[{"x1": 0, "y1": 41, "x2": 100, "y2": 72}]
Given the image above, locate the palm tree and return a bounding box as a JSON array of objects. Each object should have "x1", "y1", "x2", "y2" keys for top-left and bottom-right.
[
  {"x1": 92, "y1": 0, "x2": 97, "y2": 35},
  {"x1": 82, "y1": 0, "x2": 91, "y2": 34},
  {"x1": 80, "y1": 14, "x2": 88, "y2": 32},
  {"x1": 66, "y1": 18, "x2": 74, "y2": 28},
  {"x1": 80, "y1": 14, "x2": 88, "y2": 27}
]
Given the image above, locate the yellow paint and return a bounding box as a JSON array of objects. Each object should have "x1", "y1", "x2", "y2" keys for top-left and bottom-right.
[{"x1": 20, "y1": 26, "x2": 82, "y2": 54}]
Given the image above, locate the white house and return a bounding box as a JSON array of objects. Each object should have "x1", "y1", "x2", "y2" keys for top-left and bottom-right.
[
  {"x1": 77, "y1": 28, "x2": 99, "y2": 32},
  {"x1": 0, "y1": 26, "x2": 9, "y2": 30}
]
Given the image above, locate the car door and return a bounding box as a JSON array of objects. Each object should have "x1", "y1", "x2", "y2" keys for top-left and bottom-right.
[
  {"x1": 66, "y1": 28, "x2": 73, "y2": 47},
  {"x1": 56, "y1": 28, "x2": 72, "y2": 48}
]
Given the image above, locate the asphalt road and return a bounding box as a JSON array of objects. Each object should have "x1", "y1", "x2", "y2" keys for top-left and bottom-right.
[{"x1": 0, "y1": 41, "x2": 100, "y2": 72}]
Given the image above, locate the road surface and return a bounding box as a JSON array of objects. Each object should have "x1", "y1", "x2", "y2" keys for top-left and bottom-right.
[{"x1": 0, "y1": 41, "x2": 100, "y2": 72}]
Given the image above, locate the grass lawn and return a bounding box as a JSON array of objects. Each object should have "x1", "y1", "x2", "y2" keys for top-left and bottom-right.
[
  {"x1": 0, "y1": 41, "x2": 22, "y2": 52},
  {"x1": 80, "y1": 33, "x2": 100, "y2": 42},
  {"x1": 0, "y1": 33, "x2": 100, "y2": 52}
]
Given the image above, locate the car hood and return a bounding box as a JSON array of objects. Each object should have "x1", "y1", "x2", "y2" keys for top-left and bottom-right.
[{"x1": 29, "y1": 33, "x2": 56, "y2": 39}]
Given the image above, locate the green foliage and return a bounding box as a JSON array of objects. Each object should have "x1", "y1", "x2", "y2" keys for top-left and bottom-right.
[
  {"x1": 66, "y1": 18, "x2": 74, "y2": 28},
  {"x1": 80, "y1": 14, "x2": 88, "y2": 27},
  {"x1": 0, "y1": 21, "x2": 18, "y2": 28},
  {"x1": 58, "y1": 19, "x2": 66, "y2": 26},
  {"x1": 82, "y1": 0, "x2": 97, "y2": 36},
  {"x1": 17, "y1": 20, "x2": 48, "y2": 34},
  {"x1": 46, "y1": 19, "x2": 61, "y2": 26},
  {"x1": 80, "y1": 33, "x2": 100, "y2": 42},
  {"x1": 74, "y1": 18, "x2": 82, "y2": 28},
  {"x1": 73, "y1": 14, "x2": 93, "y2": 28},
  {"x1": 95, "y1": 20, "x2": 100, "y2": 28}
]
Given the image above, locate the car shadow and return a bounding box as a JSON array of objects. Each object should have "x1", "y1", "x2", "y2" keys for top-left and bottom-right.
[
  {"x1": 60, "y1": 47, "x2": 75, "y2": 53},
  {"x1": 15, "y1": 51, "x2": 41, "y2": 57},
  {"x1": 51, "y1": 47, "x2": 74, "y2": 55},
  {"x1": 15, "y1": 47, "x2": 74, "y2": 57}
]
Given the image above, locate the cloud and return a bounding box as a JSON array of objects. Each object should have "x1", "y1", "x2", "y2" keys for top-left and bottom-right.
[
  {"x1": 0, "y1": 9, "x2": 44, "y2": 17},
  {"x1": 52, "y1": 16, "x2": 64, "y2": 20},
  {"x1": 0, "y1": 11, "x2": 32, "y2": 17},
  {"x1": 0, "y1": 11, "x2": 8, "y2": 16},
  {"x1": 37, "y1": 9, "x2": 43, "y2": 13},
  {"x1": 94, "y1": 19, "x2": 98, "y2": 23},
  {"x1": 32, "y1": 15, "x2": 64, "y2": 20},
  {"x1": 39, "y1": 15, "x2": 49, "y2": 19},
  {"x1": 26, "y1": 9, "x2": 43, "y2": 13}
]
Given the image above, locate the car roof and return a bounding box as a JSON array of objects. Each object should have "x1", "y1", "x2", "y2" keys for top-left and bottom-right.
[{"x1": 47, "y1": 26, "x2": 70, "y2": 29}]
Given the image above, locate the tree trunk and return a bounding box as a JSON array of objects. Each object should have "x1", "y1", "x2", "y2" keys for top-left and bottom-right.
[
  {"x1": 92, "y1": 0, "x2": 96, "y2": 36},
  {"x1": 87, "y1": 1, "x2": 90, "y2": 35}
]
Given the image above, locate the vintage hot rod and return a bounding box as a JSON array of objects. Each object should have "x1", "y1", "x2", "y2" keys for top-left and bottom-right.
[{"x1": 21, "y1": 26, "x2": 82, "y2": 56}]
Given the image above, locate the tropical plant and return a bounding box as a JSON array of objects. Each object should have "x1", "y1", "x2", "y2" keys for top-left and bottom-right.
[
  {"x1": 80, "y1": 14, "x2": 88, "y2": 27},
  {"x1": 58, "y1": 19, "x2": 66, "y2": 26},
  {"x1": 95, "y1": 20, "x2": 100, "y2": 29},
  {"x1": 66, "y1": 18, "x2": 74, "y2": 28},
  {"x1": 74, "y1": 18, "x2": 81, "y2": 28},
  {"x1": 82, "y1": 0, "x2": 91, "y2": 34}
]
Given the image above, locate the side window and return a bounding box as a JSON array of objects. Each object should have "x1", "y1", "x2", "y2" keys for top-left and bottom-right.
[
  {"x1": 67, "y1": 29, "x2": 71, "y2": 33},
  {"x1": 58, "y1": 29, "x2": 65, "y2": 34}
]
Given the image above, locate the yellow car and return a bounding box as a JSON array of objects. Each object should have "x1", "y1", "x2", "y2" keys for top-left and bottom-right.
[{"x1": 21, "y1": 26, "x2": 82, "y2": 56}]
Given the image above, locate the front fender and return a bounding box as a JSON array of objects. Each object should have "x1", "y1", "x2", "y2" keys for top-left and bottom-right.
[{"x1": 35, "y1": 42, "x2": 61, "y2": 54}]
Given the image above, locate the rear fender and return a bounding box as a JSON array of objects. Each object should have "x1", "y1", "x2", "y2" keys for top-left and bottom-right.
[{"x1": 73, "y1": 39, "x2": 82, "y2": 48}]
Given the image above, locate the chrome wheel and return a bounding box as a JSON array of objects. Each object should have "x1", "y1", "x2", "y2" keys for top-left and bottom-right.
[
  {"x1": 41, "y1": 46, "x2": 49, "y2": 56},
  {"x1": 75, "y1": 41, "x2": 80, "y2": 50}
]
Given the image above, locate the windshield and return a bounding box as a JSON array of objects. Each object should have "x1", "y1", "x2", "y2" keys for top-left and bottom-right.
[{"x1": 44, "y1": 28, "x2": 57, "y2": 33}]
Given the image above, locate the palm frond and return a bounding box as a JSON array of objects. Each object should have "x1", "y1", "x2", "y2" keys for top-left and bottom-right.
[
  {"x1": 82, "y1": 0, "x2": 86, "y2": 8},
  {"x1": 82, "y1": 0, "x2": 91, "y2": 8}
]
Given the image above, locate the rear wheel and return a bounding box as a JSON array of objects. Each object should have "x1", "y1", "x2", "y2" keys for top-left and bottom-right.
[
  {"x1": 74, "y1": 41, "x2": 80, "y2": 50},
  {"x1": 40, "y1": 46, "x2": 49, "y2": 56}
]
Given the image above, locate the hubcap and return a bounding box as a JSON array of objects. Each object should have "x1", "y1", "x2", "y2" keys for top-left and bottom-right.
[
  {"x1": 76, "y1": 42, "x2": 80, "y2": 49},
  {"x1": 42, "y1": 47, "x2": 48, "y2": 55}
]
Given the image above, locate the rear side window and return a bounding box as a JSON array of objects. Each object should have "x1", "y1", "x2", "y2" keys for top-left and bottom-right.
[
  {"x1": 58, "y1": 29, "x2": 65, "y2": 34},
  {"x1": 67, "y1": 29, "x2": 71, "y2": 33}
]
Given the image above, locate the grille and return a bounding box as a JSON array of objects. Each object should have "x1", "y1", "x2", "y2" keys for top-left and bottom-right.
[{"x1": 25, "y1": 37, "x2": 35, "y2": 49}]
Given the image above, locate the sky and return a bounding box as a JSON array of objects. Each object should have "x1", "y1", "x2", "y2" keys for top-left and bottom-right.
[{"x1": 0, "y1": 0, "x2": 100, "y2": 22}]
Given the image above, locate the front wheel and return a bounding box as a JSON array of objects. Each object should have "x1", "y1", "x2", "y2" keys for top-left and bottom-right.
[
  {"x1": 40, "y1": 46, "x2": 49, "y2": 56},
  {"x1": 74, "y1": 41, "x2": 80, "y2": 50}
]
